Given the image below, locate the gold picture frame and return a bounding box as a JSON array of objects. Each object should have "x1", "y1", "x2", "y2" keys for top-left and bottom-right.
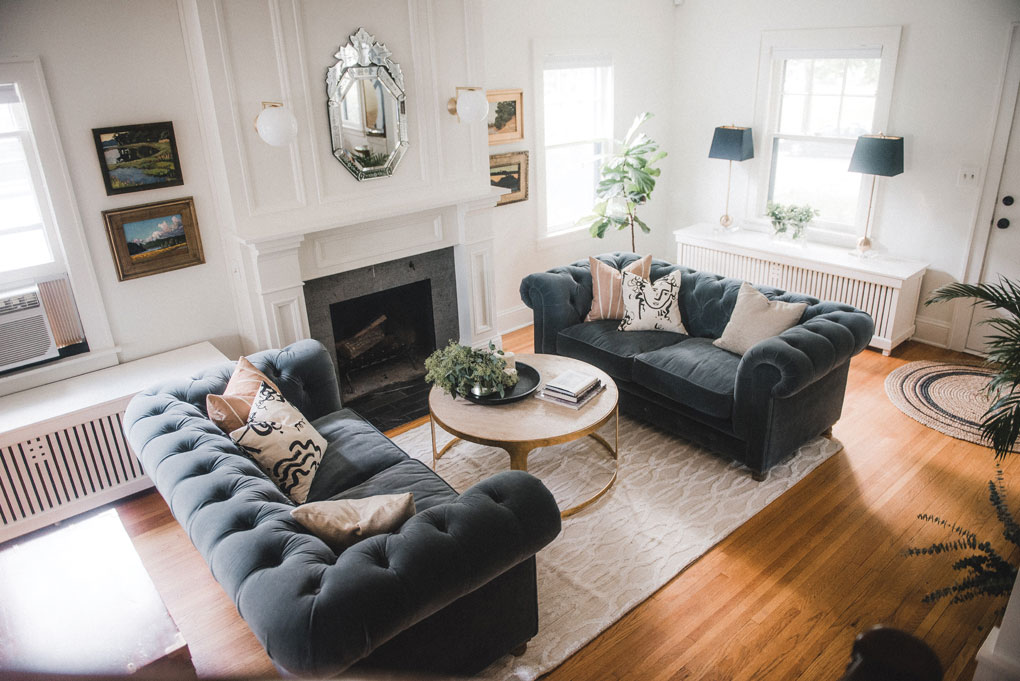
[
  {"x1": 102, "y1": 197, "x2": 205, "y2": 281},
  {"x1": 487, "y1": 89, "x2": 524, "y2": 145},
  {"x1": 490, "y1": 151, "x2": 529, "y2": 207}
]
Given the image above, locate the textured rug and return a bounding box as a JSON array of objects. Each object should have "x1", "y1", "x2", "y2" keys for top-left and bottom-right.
[
  {"x1": 884, "y1": 360, "x2": 1010, "y2": 450},
  {"x1": 391, "y1": 415, "x2": 843, "y2": 680}
]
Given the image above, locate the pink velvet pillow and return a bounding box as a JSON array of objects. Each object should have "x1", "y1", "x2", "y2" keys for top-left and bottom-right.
[{"x1": 586, "y1": 255, "x2": 652, "y2": 321}]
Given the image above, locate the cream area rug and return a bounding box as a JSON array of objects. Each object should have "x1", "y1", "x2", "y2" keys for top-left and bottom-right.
[{"x1": 391, "y1": 414, "x2": 843, "y2": 680}]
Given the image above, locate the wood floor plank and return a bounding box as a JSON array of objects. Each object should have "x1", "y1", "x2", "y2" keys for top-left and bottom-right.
[{"x1": 111, "y1": 335, "x2": 1020, "y2": 679}]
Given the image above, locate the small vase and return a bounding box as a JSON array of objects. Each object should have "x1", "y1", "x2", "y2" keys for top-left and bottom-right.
[
  {"x1": 470, "y1": 382, "x2": 495, "y2": 397},
  {"x1": 771, "y1": 221, "x2": 806, "y2": 246}
]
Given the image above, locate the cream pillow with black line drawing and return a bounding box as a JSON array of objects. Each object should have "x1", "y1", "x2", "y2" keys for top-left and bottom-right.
[{"x1": 230, "y1": 382, "x2": 325, "y2": 504}]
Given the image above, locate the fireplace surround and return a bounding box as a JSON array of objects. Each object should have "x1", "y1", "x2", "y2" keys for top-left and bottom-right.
[{"x1": 305, "y1": 248, "x2": 459, "y2": 428}]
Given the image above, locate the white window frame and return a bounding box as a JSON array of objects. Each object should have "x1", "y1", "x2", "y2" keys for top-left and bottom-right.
[
  {"x1": 532, "y1": 40, "x2": 614, "y2": 244},
  {"x1": 0, "y1": 58, "x2": 117, "y2": 394},
  {"x1": 750, "y1": 26, "x2": 902, "y2": 245}
]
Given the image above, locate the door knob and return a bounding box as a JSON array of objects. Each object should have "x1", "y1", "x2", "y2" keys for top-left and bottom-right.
[
  {"x1": 997, "y1": 218, "x2": 1010, "y2": 229},
  {"x1": 1003, "y1": 195, "x2": 1015, "y2": 206}
]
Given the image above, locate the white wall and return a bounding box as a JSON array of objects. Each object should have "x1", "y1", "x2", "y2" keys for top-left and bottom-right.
[
  {"x1": 0, "y1": 0, "x2": 243, "y2": 362},
  {"x1": 669, "y1": 0, "x2": 1020, "y2": 347},
  {"x1": 481, "y1": 0, "x2": 678, "y2": 333}
]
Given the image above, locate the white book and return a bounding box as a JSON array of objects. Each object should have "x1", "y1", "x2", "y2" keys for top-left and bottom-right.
[
  {"x1": 545, "y1": 370, "x2": 599, "y2": 397},
  {"x1": 535, "y1": 383, "x2": 606, "y2": 410}
]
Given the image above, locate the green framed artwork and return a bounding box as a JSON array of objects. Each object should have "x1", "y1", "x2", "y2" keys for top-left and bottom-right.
[{"x1": 92, "y1": 121, "x2": 184, "y2": 195}]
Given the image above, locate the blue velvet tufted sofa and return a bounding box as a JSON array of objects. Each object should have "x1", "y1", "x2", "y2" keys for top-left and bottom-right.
[
  {"x1": 520, "y1": 253, "x2": 875, "y2": 479},
  {"x1": 123, "y1": 339, "x2": 561, "y2": 676}
]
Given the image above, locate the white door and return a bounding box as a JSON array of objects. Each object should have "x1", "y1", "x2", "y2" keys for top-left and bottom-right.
[{"x1": 966, "y1": 30, "x2": 1020, "y2": 353}]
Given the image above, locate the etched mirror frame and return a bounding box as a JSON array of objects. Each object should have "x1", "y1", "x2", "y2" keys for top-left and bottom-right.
[{"x1": 326, "y1": 28, "x2": 408, "y2": 181}]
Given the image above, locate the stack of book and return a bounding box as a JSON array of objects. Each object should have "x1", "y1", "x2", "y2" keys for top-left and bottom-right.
[{"x1": 536, "y1": 369, "x2": 605, "y2": 409}]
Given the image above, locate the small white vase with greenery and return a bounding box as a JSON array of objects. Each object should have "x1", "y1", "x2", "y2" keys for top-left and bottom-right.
[
  {"x1": 424, "y1": 341, "x2": 518, "y2": 399},
  {"x1": 765, "y1": 202, "x2": 819, "y2": 242}
]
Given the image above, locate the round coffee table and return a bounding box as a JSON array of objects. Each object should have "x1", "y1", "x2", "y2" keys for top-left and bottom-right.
[{"x1": 428, "y1": 353, "x2": 619, "y2": 517}]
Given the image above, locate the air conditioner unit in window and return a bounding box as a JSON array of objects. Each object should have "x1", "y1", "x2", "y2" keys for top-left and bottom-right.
[{"x1": 0, "y1": 284, "x2": 59, "y2": 372}]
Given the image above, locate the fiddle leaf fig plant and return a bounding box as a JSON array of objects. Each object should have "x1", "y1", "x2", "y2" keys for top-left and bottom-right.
[
  {"x1": 424, "y1": 341, "x2": 518, "y2": 399},
  {"x1": 577, "y1": 112, "x2": 666, "y2": 252}
]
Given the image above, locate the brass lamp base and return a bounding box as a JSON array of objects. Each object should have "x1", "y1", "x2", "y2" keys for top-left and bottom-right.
[
  {"x1": 715, "y1": 214, "x2": 738, "y2": 233},
  {"x1": 851, "y1": 235, "x2": 875, "y2": 259}
]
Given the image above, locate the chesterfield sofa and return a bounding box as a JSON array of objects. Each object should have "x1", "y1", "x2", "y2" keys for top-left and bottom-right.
[
  {"x1": 123, "y1": 339, "x2": 561, "y2": 676},
  {"x1": 520, "y1": 253, "x2": 874, "y2": 479}
]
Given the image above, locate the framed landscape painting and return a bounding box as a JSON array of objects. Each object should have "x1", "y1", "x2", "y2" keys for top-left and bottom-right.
[
  {"x1": 92, "y1": 122, "x2": 184, "y2": 195},
  {"x1": 102, "y1": 197, "x2": 204, "y2": 281},
  {"x1": 486, "y1": 89, "x2": 524, "y2": 145},
  {"x1": 489, "y1": 151, "x2": 529, "y2": 206}
]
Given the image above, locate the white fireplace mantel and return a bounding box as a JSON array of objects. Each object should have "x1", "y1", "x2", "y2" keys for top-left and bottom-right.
[{"x1": 233, "y1": 188, "x2": 505, "y2": 354}]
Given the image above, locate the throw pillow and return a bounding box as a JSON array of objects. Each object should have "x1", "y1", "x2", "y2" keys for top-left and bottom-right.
[
  {"x1": 586, "y1": 254, "x2": 653, "y2": 321},
  {"x1": 230, "y1": 382, "x2": 325, "y2": 504},
  {"x1": 207, "y1": 356, "x2": 281, "y2": 433},
  {"x1": 713, "y1": 282, "x2": 808, "y2": 356},
  {"x1": 618, "y1": 270, "x2": 688, "y2": 333},
  {"x1": 291, "y1": 493, "x2": 416, "y2": 552}
]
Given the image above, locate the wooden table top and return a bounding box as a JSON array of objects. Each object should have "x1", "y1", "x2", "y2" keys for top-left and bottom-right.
[
  {"x1": 0, "y1": 508, "x2": 191, "y2": 675},
  {"x1": 428, "y1": 353, "x2": 618, "y2": 446}
]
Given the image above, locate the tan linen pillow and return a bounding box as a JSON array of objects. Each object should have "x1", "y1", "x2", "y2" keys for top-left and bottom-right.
[
  {"x1": 586, "y1": 254, "x2": 653, "y2": 321},
  {"x1": 713, "y1": 282, "x2": 808, "y2": 356},
  {"x1": 618, "y1": 270, "x2": 688, "y2": 333},
  {"x1": 207, "y1": 357, "x2": 280, "y2": 432},
  {"x1": 229, "y1": 382, "x2": 325, "y2": 504},
  {"x1": 291, "y1": 493, "x2": 416, "y2": 552}
]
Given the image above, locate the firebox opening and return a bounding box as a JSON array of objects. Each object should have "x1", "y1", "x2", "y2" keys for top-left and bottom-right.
[{"x1": 329, "y1": 279, "x2": 436, "y2": 429}]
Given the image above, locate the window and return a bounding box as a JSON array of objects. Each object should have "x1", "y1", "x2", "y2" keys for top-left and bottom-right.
[
  {"x1": 540, "y1": 54, "x2": 613, "y2": 235},
  {"x1": 754, "y1": 28, "x2": 901, "y2": 238},
  {"x1": 0, "y1": 58, "x2": 116, "y2": 391},
  {"x1": 0, "y1": 82, "x2": 62, "y2": 283}
]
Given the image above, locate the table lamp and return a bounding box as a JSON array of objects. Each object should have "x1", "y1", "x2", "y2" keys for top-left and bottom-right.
[
  {"x1": 848, "y1": 134, "x2": 903, "y2": 256},
  {"x1": 708, "y1": 125, "x2": 754, "y2": 230}
]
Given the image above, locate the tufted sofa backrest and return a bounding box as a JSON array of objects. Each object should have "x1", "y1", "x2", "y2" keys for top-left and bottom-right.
[{"x1": 533, "y1": 253, "x2": 859, "y2": 339}]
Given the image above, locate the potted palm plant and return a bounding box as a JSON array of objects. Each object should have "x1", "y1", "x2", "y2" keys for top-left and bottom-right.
[
  {"x1": 577, "y1": 112, "x2": 666, "y2": 252},
  {"x1": 926, "y1": 276, "x2": 1020, "y2": 459}
]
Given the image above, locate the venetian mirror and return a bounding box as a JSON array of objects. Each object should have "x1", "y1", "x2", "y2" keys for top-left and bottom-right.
[{"x1": 326, "y1": 28, "x2": 408, "y2": 181}]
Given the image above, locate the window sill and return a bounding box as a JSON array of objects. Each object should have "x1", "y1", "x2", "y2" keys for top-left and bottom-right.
[
  {"x1": 0, "y1": 346, "x2": 121, "y2": 398},
  {"x1": 739, "y1": 218, "x2": 859, "y2": 249}
]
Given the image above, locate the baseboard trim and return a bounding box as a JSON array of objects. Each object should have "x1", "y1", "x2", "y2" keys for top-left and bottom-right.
[
  {"x1": 912, "y1": 314, "x2": 952, "y2": 348},
  {"x1": 498, "y1": 305, "x2": 533, "y2": 335}
]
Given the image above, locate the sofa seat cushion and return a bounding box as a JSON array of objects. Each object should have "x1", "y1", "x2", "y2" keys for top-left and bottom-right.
[
  {"x1": 305, "y1": 408, "x2": 410, "y2": 502},
  {"x1": 327, "y1": 458, "x2": 457, "y2": 513},
  {"x1": 557, "y1": 320, "x2": 686, "y2": 382},
  {"x1": 633, "y1": 338, "x2": 740, "y2": 420}
]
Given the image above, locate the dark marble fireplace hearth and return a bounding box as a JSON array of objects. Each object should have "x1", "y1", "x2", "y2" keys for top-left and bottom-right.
[{"x1": 304, "y1": 248, "x2": 459, "y2": 430}]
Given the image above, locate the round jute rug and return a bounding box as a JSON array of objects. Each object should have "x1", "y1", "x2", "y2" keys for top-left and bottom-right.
[{"x1": 884, "y1": 360, "x2": 1014, "y2": 450}]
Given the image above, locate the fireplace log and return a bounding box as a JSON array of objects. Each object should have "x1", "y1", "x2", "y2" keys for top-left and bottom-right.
[{"x1": 336, "y1": 314, "x2": 387, "y2": 360}]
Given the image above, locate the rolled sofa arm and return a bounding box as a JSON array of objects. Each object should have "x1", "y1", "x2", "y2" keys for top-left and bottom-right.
[
  {"x1": 732, "y1": 309, "x2": 874, "y2": 428},
  {"x1": 230, "y1": 470, "x2": 561, "y2": 675},
  {"x1": 520, "y1": 270, "x2": 590, "y2": 353}
]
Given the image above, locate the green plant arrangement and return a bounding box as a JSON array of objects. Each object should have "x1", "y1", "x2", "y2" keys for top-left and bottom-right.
[
  {"x1": 926, "y1": 277, "x2": 1020, "y2": 459},
  {"x1": 904, "y1": 466, "x2": 1019, "y2": 610},
  {"x1": 765, "y1": 201, "x2": 819, "y2": 241},
  {"x1": 577, "y1": 112, "x2": 667, "y2": 253},
  {"x1": 424, "y1": 341, "x2": 518, "y2": 399}
]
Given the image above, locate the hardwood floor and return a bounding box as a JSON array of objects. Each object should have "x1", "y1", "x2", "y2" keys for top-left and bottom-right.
[{"x1": 115, "y1": 331, "x2": 1020, "y2": 679}]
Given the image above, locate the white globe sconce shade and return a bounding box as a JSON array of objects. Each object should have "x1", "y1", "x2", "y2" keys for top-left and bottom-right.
[
  {"x1": 255, "y1": 102, "x2": 298, "y2": 147},
  {"x1": 447, "y1": 87, "x2": 488, "y2": 123}
]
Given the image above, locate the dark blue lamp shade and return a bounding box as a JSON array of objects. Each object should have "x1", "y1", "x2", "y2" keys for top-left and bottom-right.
[
  {"x1": 708, "y1": 126, "x2": 754, "y2": 162},
  {"x1": 848, "y1": 135, "x2": 904, "y2": 177}
]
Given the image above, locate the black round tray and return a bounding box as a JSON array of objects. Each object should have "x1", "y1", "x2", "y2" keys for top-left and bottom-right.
[{"x1": 463, "y1": 362, "x2": 541, "y2": 405}]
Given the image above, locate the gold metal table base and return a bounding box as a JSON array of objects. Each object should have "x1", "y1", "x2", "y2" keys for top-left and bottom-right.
[{"x1": 429, "y1": 406, "x2": 620, "y2": 518}]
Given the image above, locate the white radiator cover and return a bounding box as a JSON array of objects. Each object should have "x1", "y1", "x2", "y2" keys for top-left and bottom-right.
[
  {"x1": 675, "y1": 224, "x2": 928, "y2": 355},
  {"x1": 0, "y1": 401, "x2": 149, "y2": 542},
  {"x1": 0, "y1": 342, "x2": 228, "y2": 543}
]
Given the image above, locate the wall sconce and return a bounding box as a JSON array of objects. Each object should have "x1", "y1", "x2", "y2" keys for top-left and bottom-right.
[
  {"x1": 446, "y1": 87, "x2": 488, "y2": 123},
  {"x1": 254, "y1": 102, "x2": 298, "y2": 147}
]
